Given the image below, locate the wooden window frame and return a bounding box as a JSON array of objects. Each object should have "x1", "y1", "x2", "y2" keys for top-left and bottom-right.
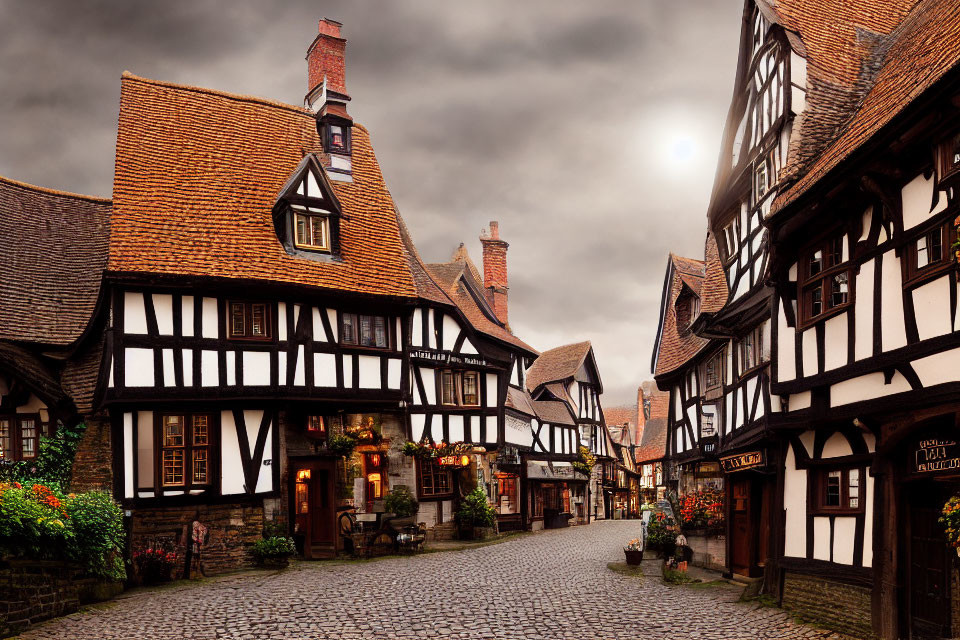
[
  {"x1": 293, "y1": 210, "x2": 331, "y2": 252},
  {"x1": 497, "y1": 473, "x2": 518, "y2": 513},
  {"x1": 798, "y1": 233, "x2": 853, "y2": 329},
  {"x1": 437, "y1": 370, "x2": 481, "y2": 407},
  {"x1": 720, "y1": 214, "x2": 741, "y2": 266},
  {"x1": 416, "y1": 457, "x2": 453, "y2": 500},
  {"x1": 704, "y1": 351, "x2": 724, "y2": 391},
  {"x1": 157, "y1": 413, "x2": 215, "y2": 491},
  {"x1": 903, "y1": 219, "x2": 956, "y2": 287},
  {"x1": 738, "y1": 324, "x2": 767, "y2": 375},
  {"x1": 325, "y1": 122, "x2": 352, "y2": 155},
  {"x1": 305, "y1": 415, "x2": 327, "y2": 442},
  {"x1": 809, "y1": 466, "x2": 865, "y2": 515},
  {"x1": 755, "y1": 161, "x2": 769, "y2": 199},
  {"x1": 340, "y1": 313, "x2": 390, "y2": 350},
  {"x1": 227, "y1": 301, "x2": 272, "y2": 341},
  {"x1": 0, "y1": 414, "x2": 43, "y2": 462},
  {"x1": 461, "y1": 371, "x2": 480, "y2": 407},
  {"x1": 440, "y1": 370, "x2": 458, "y2": 406}
]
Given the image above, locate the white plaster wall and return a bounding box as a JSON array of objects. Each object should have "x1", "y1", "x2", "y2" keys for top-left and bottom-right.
[
  {"x1": 277, "y1": 352, "x2": 286, "y2": 386},
  {"x1": 125, "y1": 348, "x2": 155, "y2": 387},
  {"x1": 783, "y1": 444, "x2": 807, "y2": 558},
  {"x1": 412, "y1": 308, "x2": 423, "y2": 347},
  {"x1": 411, "y1": 413, "x2": 426, "y2": 442},
  {"x1": 854, "y1": 260, "x2": 875, "y2": 361},
  {"x1": 913, "y1": 276, "x2": 952, "y2": 341},
  {"x1": 387, "y1": 359, "x2": 401, "y2": 390},
  {"x1": 863, "y1": 473, "x2": 874, "y2": 567},
  {"x1": 255, "y1": 422, "x2": 273, "y2": 494},
  {"x1": 790, "y1": 391, "x2": 811, "y2": 411},
  {"x1": 154, "y1": 294, "x2": 174, "y2": 335},
  {"x1": 426, "y1": 311, "x2": 436, "y2": 349},
  {"x1": 201, "y1": 297, "x2": 218, "y2": 339},
  {"x1": 485, "y1": 373, "x2": 497, "y2": 408},
  {"x1": 181, "y1": 295, "x2": 194, "y2": 336},
  {"x1": 511, "y1": 362, "x2": 521, "y2": 387},
  {"x1": 162, "y1": 349, "x2": 175, "y2": 387},
  {"x1": 182, "y1": 350, "x2": 193, "y2": 386},
  {"x1": 901, "y1": 172, "x2": 947, "y2": 231},
  {"x1": 243, "y1": 351, "x2": 270, "y2": 386},
  {"x1": 483, "y1": 415, "x2": 496, "y2": 444},
  {"x1": 312, "y1": 307, "x2": 326, "y2": 341},
  {"x1": 449, "y1": 415, "x2": 465, "y2": 442},
  {"x1": 278, "y1": 302, "x2": 287, "y2": 341},
  {"x1": 813, "y1": 517, "x2": 831, "y2": 561},
  {"x1": 420, "y1": 368, "x2": 436, "y2": 405},
  {"x1": 326, "y1": 309, "x2": 338, "y2": 342},
  {"x1": 912, "y1": 347, "x2": 960, "y2": 387},
  {"x1": 293, "y1": 346, "x2": 305, "y2": 386},
  {"x1": 342, "y1": 355, "x2": 354, "y2": 389},
  {"x1": 124, "y1": 292, "x2": 148, "y2": 334},
  {"x1": 202, "y1": 350, "x2": 219, "y2": 387},
  {"x1": 227, "y1": 351, "x2": 237, "y2": 386},
  {"x1": 801, "y1": 329, "x2": 818, "y2": 378},
  {"x1": 831, "y1": 371, "x2": 911, "y2": 407},
  {"x1": 442, "y1": 315, "x2": 460, "y2": 352},
  {"x1": 314, "y1": 353, "x2": 337, "y2": 387},
  {"x1": 777, "y1": 305, "x2": 796, "y2": 382},
  {"x1": 461, "y1": 339, "x2": 478, "y2": 355},
  {"x1": 822, "y1": 432, "x2": 853, "y2": 458},
  {"x1": 824, "y1": 314, "x2": 848, "y2": 371},
  {"x1": 880, "y1": 251, "x2": 907, "y2": 351},
  {"x1": 220, "y1": 410, "x2": 245, "y2": 495},
  {"x1": 358, "y1": 355, "x2": 380, "y2": 389},
  {"x1": 833, "y1": 518, "x2": 856, "y2": 565}
]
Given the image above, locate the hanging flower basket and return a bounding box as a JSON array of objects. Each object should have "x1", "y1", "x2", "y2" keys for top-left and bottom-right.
[{"x1": 939, "y1": 496, "x2": 960, "y2": 556}]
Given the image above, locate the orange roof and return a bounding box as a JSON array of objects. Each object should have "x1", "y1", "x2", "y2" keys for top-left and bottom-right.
[
  {"x1": 109, "y1": 73, "x2": 417, "y2": 298},
  {"x1": 526, "y1": 341, "x2": 593, "y2": 392},
  {"x1": 652, "y1": 255, "x2": 709, "y2": 377},
  {"x1": 700, "y1": 233, "x2": 728, "y2": 314},
  {"x1": 770, "y1": 0, "x2": 955, "y2": 213},
  {"x1": 635, "y1": 390, "x2": 669, "y2": 463}
]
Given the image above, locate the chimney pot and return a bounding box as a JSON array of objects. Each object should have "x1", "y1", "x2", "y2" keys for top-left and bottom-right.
[
  {"x1": 318, "y1": 18, "x2": 342, "y2": 38},
  {"x1": 489, "y1": 220, "x2": 500, "y2": 240},
  {"x1": 307, "y1": 18, "x2": 347, "y2": 95},
  {"x1": 480, "y1": 221, "x2": 509, "y2": 328}
]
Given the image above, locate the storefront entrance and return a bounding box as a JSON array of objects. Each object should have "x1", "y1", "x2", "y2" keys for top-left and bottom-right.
[
  {"x1": 725, "y1": 470, "x2": 772, "y2": 578},
  {"x1": 292, "y1": 459, "x2": 337, "y2": 559},
  {"x1": 903, "y1": 479, "x2": 954, "y2": 639}
]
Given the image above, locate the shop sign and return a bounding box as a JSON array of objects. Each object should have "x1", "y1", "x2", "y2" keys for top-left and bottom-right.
[
  {"x1": 410, "y1": 349, "x2": 488, "y2": 368},
  {"x1": 438, "y1": 454, "x2": 471, "y2": 467},
  {"x1": 915, "y1": 439, "x2": 960, "y2": 474},
  {"x1": 697, "y1": 462, "x2": 721, "y2": 474},
  {"x1": 527, "y1": 460, "x2": 576, "y2": 480},
  {"x1": 720, "y1": 450, "x2": 765, "y2": 473}
]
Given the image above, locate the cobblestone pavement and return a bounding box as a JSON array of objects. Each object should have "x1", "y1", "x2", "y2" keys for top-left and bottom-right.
[{"x1": 20, "y1": 521, "x2": 852, "y2": 639}]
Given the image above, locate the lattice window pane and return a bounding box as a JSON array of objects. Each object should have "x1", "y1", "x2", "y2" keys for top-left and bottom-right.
[
  {"x1": 826, "y1": 470, "x2": 841, "y2": 506},
  {"x1": 917, "y1": 235, "x2": 928, "y2": 269},
  {"x1": 809, "y1": 250, "x2": 823, "y2": 276},
  {"x1": 163, "y1": 449, "x2": 184, "y2": 486},
  {"x1": 359, "y1": 315, "x2": 374, "y2": 346},
  {"x1": 310, "y1": 216, "x2": 327, "y2": 249},
  {"x1": 192, "y1": 416, "x2": 208, "y2": 446},
  {"x1": 441, "y1": 372, "x2": 457, "y2": 405},
  {"x1": 20, "y1": 419, "x2": 36, "y2": 459},
  {"x1": 251, "y1": 304, "x2": 266, "y2": 337},
  {"x1": 831, "y1": 273, "x2": 849, "y2": 307},
  {"x1": 342, "y1": 314, "x2": 356, "y2": 344},
  {"x1": 295, "y1": 214, "x2": 309, "y2": 246},
  {"x1": 0, "y1": 419, "x2": 10, "y2": 460},
  {"x1": 164, "y1": 415, "x2": 184, "y2": 447},
  {"x1": 373, "y1": 316, "x2": 387, "y2": 348},
  {"x1": 930, "y1": 228, "x2": 943, "y2": 263},
  {"x1": 192, "y1": 448, "x2": 208, "y2": 484},
  {"x1": 230, "y1": 303, "x2": 245, "y2": 336},
  {"x1": 462, "y1": 373, "x2": 479, "y2": 406}
]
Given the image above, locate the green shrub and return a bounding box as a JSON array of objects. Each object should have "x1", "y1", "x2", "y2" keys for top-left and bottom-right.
[
  {"x1": 0, "y1": 481, "x2": 126, "y2": 580},
  {"x1": 456, "y1": 487, "x2": 496, "y2": 528},
  {"x1": 250, "y1": 536, "x2": 296, "y2": 559},
  {"x1": 328, "y1": 433, "x2": 357, "y2": 458},
  {"x1": 0, "y1": 422, "x2": 87, "y2": 487},
  {"x1": 384, "y1": 485, "x2": 419, "y2": 517},
  {"x1": 571, "y1": 446, "x2": 596, "y2": 476},
  {"x1": 646, "y1": 516, "x2": 677, "y2": 555}
]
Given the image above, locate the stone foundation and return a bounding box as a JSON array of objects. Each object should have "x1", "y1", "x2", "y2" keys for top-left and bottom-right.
[
  {"x1": 781, "y1": 572, "x2": 875, "y2": 639},
  {"x1": 683, "y1": 532, "x2": 725, "y2": 571},
  {"x1": 130, "y1": 502, "x2": 264, "y2": 578}
]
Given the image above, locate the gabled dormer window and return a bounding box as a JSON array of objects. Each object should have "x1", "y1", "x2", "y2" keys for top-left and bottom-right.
[
  {"x1": 323, "y1": 121, "x2": 351, "y2": 155},
  {"x1": 272, "y1": 155, "x2": 342, "y2": 259}
]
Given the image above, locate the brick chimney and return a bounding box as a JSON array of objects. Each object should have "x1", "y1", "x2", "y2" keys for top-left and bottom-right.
[
  {"x1": 306, "y1": 18, "x2": 347, "y2": 97},
  {"x1": 480, "y1": 221, "x2": 509, "y2": 328}
]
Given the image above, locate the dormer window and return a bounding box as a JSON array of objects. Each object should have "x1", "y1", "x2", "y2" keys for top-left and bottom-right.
[
  {"x1": 293, "y1": 208, "x2": 330, "y2": 251},
  {"x1": 273, "y1": 155, "x2": 342, "y2": 258},
  {"x1": 675, "y1": 290, "x2": 700, "y2": 331},
  {"x1": 324, "y1": 122, "x2": 351, "y2": 155},
  {"x1": 935, "y1": 132, "x2": 960, "y2": 188}
]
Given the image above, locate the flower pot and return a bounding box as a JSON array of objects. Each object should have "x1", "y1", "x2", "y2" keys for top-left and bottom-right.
[{"x1": 624, "y1": 549, "x2": 644, "y2": 566}]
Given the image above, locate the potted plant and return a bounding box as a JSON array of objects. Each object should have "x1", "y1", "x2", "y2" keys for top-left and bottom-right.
[
  {"x1": 456, "y1": 487, "x2": 496, "y2": 540},
  {"x1": 940, "y1": 495, "x2": 960, "y2": 556},
  {"x1": 384, "y1": 485, "x2": 419, "y2": 529},
  {"x1": 250, "y1": 535, "x2": 296, "y2": 569},
  {"x1": 328, "y1": 433, "x2": 357, "y2": 458},
  {"x1": 645, "y1": 515, "x2": 677, "y2": 558},
  {"x1": 624, "y1": 538, "x2": 644, "y2": 565},
  {"x1": 132, "y1": 540, "x2": 179, "y2": 585}
]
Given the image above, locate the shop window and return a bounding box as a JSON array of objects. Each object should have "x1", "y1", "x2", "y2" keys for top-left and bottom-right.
[
  {"x1": 417, "y1": 458, "x2": 453, "y2": 499},
  {"x1": 738, "y1": 324, "x2": 766, "y2": 372},
  {"x1": 905, "y1": 221, "x2": 956, "y2": 285},
  {"x1": 341, "y1": 314, "x2": 389, "y2": 348},
  {"x1": 497, "y1": 474, "x2": 518, "y2": 514},
  {"x1": 438, "y1": 370, "x2": 481, "y2": 407},
  {"x1": 305, "y1": 415, "x2": 326, "y2": 440},
  {"x1": 799, "y1": 233, "x2": 852, "y2": 327},
  {"x1": 0, "y1": 415, "x2": 43, "y2": 461},
  {"x1": 810, "y1": 467, "x2": 864, "y2": 514},
  {"x1": 228, "y1": 302, "x2": 271, "y2": 340},
  {"x1": 531, "y1": 484, "x2": 544, "y2": 517},
  {"x1": 295, "y1": 469, "x2": 311, "y2": 515},
  {"x1": 159, "y1": 414, "x2": 213, "y2": 490},
  {"x1": 562, "y1": 484, "x2": 571, "y2": 514}
]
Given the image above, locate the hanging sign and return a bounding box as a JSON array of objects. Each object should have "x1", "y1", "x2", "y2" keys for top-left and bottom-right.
[
  {"x1": 720, "y1": 450, "x2": 765, "y2": 473},
  {"x1": 410, "y1": 349, "x2": 488, "y2": 368},
  {"x1": 438, "y1": 454, "x2": 471, "y2": 467},
  {"x1": 914, "y1": 439, "x2": 960, "y2": 474}
]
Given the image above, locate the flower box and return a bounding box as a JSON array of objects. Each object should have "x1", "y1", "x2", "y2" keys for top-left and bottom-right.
[{"x1": 624, "y1": 549, "x2": 644, "y2": 565}]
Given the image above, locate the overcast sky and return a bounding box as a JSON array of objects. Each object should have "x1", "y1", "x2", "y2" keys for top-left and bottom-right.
[{"x1": 0, "y1": 1, "x2": 741, "y2": 407}]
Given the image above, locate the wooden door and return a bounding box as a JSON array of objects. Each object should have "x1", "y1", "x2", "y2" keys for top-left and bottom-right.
[
  {"x1": 730, "y1": 477, "x2": 752, "y2": 576},
  {"x1": 293, "y1": 460, "x2": 336, "y2": 558},
  {"x1": 907, "y1": 487, "x2": 952, "y2": 638}
]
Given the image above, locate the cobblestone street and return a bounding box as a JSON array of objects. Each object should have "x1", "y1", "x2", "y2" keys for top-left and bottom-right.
[{"x1": 17, "y1": 521, "x2": 851, "y2": 640}]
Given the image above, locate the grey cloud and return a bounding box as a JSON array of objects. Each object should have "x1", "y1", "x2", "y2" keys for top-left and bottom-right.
[{"x1": 0, "y1": 0, "x2": 740, "y2": 405}]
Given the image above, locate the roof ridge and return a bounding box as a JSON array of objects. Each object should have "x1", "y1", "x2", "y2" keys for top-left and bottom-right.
[
  {"x1": 120, "y1": 71, "x2": 316, "y2": 118},
  {"x1": 0, "y1": 174, "x2": 111, "y2": 204}
]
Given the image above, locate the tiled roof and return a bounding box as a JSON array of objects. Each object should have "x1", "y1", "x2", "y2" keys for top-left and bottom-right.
[
  {"x1": 604, "y1": 406, "x2": 635, "y2": 430},
  {"x1": 505, "y1": 386, "x2": 536, "y2": 417},
  {"x1": 525, "y1": 341, "x2": 592, "y2": 392},
  {"x1": 770, "y1": 0, "x2": 941, "y2": 213},
  {"x1": 109, "y1": 73, "x2": 417, "y2": 298},
  {"x1": 635, "y1": 390, "x2": 669, "y2": 463},
  {"x1": 424, "y1": 256, "x2": 537, "y2": 354},
  {"x1": 531, "y1": 400, "x2": 576, "y2": 426},
  {"x1": 0, "y1": 176, "x2": 110, "y2": 346},
  {"x1": 61, "y1": 332, "x2": 106, "y2": 415},
  {"x1": 0, "y1": 341, "x2": 70, "y2": 409},
  {"x1": 700, "y1": 233, "x2": 728, "y2": 314},
  {"x1": 652, "y1": 255, "x2": 709, "y2": 378}
]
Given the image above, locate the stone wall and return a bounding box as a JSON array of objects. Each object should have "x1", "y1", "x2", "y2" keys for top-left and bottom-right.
[
  {"x1": 70, "y1": 418, "x2": 113, "y2": 493},
  {"x1": 781, "y1": 572, "x2": 875, "y2": 639},
  {"x1": 683, "y1": 532, "x2": 725, "y2": 571},
  {"x1": 130, "y1": 502, "x2": 264, "y2": 578}
]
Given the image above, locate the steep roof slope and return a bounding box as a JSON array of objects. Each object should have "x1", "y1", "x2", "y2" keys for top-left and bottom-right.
[
  {"x1": 0, "y1": 176, "x2": 110, "y2": 346},
  {"x1": 636, "y1": 389, "x2": 670, "y2": 463},
  {"x1": 769, "y1": 0, "x2": 957, "y2": 213},
  {"x1": 651, "y1": 255, "x2": 709, "y2": 377},
  {"x1": 109, "y1": 73, "x2": 417, "y2": 298},
  {"x1": 525, "y1": 341, "x2": 593, "y2": 392}
]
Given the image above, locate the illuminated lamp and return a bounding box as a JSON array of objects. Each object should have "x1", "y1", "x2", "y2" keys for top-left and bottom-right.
[
  {"x1": 460, "y1": 455, "x2": 470, "y2": 467},
  {"x1": 296, "y1": 469, "x2": 311, "y2": 481}
]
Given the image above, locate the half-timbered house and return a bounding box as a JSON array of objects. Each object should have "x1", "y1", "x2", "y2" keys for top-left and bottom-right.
[
  {"x1": 651, "y1": 1, "x2": 960, "y2": 637},
  {"x1": 635, "y1": 383, "x2": 669, "y2": 503}
]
